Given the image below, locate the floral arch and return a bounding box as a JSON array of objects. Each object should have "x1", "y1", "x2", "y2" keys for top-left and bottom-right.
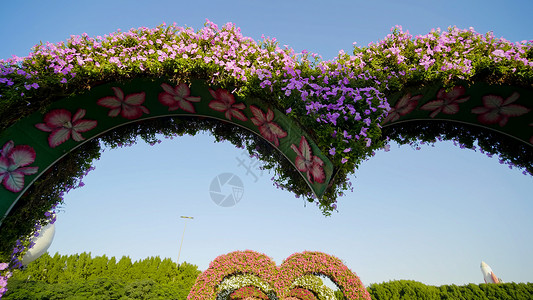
[
  {"x1": 187, "y1": 250, "x2": 370, "y2": 300},
  {"x1": 0, "y1": 21, "x2": 532, "y2": 290}
]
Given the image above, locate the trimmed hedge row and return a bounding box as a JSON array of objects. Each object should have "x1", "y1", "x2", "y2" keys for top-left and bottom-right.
[{"x1": 363, "y1": 280, "x2": 533, "y2": 300}]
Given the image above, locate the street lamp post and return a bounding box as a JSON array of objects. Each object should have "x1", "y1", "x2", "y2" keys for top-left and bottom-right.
[{"x1": 177, "y1": 216, "x2": 194, "y2": 268}]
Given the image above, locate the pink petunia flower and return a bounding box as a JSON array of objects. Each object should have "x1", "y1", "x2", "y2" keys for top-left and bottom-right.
[
  {"x1": 158, "y1": 83, "x2": 201, "y2": 113},
  {"x1": 208, "y1": 88, "x2": 248, "y2": 121},
  {"x1": 0, "y1": 140, "x2": 39, "y2": 193},
  {"x1": 382, "y1": 93, "x2": 423, "y2": 123},
  {"x1": 290, "y1": 136, "x2": 325, "y2": 184},
  {"x1": 249, "y1": 105, "x2": 287, "y2": 147},
  {"x1": 97, "y1": 87, "x2": 149, "y2": 119},
  {"x1": 471, "y1": 92, "x2": 530, "y2": 127},
  {"x1": 35, "y1": 108, "x2": 97, "y2": 148},
  {"x1": 420, "y1": 86, "x2": 470, "y2": 118}
]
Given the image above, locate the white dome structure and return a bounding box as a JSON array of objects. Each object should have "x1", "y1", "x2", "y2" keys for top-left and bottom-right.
[{"x1": 21, "y1": 222, "x2": 55, "y2": 266}]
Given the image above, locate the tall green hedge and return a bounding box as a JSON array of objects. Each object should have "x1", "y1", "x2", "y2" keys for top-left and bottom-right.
[
  {"x1": 367, "y1": 280, "x2": 533, "y2": 300},
  {"x1": 3, "y1": 252, "x2": 200, "y2": 300}
]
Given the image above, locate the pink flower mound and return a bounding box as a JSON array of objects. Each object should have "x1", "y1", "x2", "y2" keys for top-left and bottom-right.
[
  {"x1": 287, "y1": 287, "x2": 318, "y2": 300},
  {"x1": 187, "y1": 250, "x2": 369, "y2": 300},
  {"x1": 230, "y1": 286, "x2": 269, "y2": 299},
  {"x1": 278, "y1": 252, "x2": 370, "y2": 300},
  {"x1": 187, "y1": 250, "x2": 277, "y2": 300},
  {"x1": 0, "y1": 141, "x2": 38, "y2": 193}
]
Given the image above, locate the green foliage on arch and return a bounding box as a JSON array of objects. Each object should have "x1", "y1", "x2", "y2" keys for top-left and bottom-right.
[{"x1": 0, "y1": 21, "x2": 532, "y2": 281}]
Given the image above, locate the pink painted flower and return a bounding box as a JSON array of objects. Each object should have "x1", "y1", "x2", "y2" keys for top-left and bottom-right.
[
  {"x1": 0, "y1": 141, "x2": 39, "y2": 193},
  {"x1": 420, "y1": 86, "x2": 470, "y2": 118},
  {"x1": 35, "y1": 108, "x2": 97, "y2": 148},
  {"x1": 471, "y1": 92, "x2": 530, "y2": 126},
  {"x1": 208, "y1": 88, "x2": 248, "y2": 121},
  {"x1": 97, "y1": 87, "x2": 149, "y2": 119},
  {"x1": 382, "y1": 93, "x2": 423, "y2": 123},
  {"x1": 249, "y1": 105, "x2": 287, "y2": 147},
  {"x1": 158, "y1": 83, "x2": 201, "y2": 113},
  {"x1": 290, "y1": 136, "x2": 325, "y2": 184}
]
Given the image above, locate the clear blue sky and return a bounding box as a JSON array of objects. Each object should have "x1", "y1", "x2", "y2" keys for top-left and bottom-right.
[{"x1": 1, "y1": 0, "x2": 532, "y2": 287}]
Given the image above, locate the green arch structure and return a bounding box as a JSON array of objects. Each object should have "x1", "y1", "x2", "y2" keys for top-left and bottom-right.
[
  {"x1": 0, "y1": 22, "x2": 532, "y2": 273},
  {"x1": 0, "y1": 78, "x2": 334, "y2": 223},
  {"x1": 384, "y1": 82, "x2": 532, "y2": 150}
]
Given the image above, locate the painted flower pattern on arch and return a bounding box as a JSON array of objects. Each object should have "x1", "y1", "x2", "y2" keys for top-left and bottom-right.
[
  {"x1": 471, "y1": 92, "x2": 530, "y2": 127},
  {"x1": 0, "y1": 141, "x2": 39, "y2": 193},
  {"x1": 97, "y1": 87, "x2": 149, "y2": 119},
  {"x1": 208, "y1": 88, "x2": 248, "y2": 121},
  {"x1": 158, "y1": 83, "x2": 201, "y2": 113},
  {"x1": 291, "y1": 136, "x2": 325, "y2": 184},
  {"x1": 35, "y1": 108, "x2": 97, "y2": 148},
  {"x1": 383, "y1": 92, "x2": 423, "y2": 124},
  {"x1": 420, "y1": 85, "x2": 470, "y2": 118},
  {"x1": 250, "y1": 105, "x2": 287, "y2": 147}
]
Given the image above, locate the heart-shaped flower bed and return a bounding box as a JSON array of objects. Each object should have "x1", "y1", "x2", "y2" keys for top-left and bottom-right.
[{"x1": 187, "y1": 250, "x2": 370, "y2": 300}]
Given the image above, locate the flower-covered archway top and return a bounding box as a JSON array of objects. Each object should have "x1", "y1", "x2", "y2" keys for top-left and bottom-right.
[
  {"x1": 188, "y1": 250, "x2": 278, "y2": 299},
  {"x1": 277, "y1": 252, "x2": 369, "y2": 299},
  {"x1": 187, "y1": 250, "x2": 370, "y2": 300}
]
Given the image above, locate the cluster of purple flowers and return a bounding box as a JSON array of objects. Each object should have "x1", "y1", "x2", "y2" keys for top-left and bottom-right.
[
  {"x1": 0, "y1": 65, "x2": 40, "y2": 97},
  {"x1": 1, "y1": 22, "x2": 531, "y2": 170},
  {"x1": 0, "y1": 262, "x2": 10, "y2": 296},
  {"x1": 365, "y1": 25, "x2": 532, "y2": 76}
]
